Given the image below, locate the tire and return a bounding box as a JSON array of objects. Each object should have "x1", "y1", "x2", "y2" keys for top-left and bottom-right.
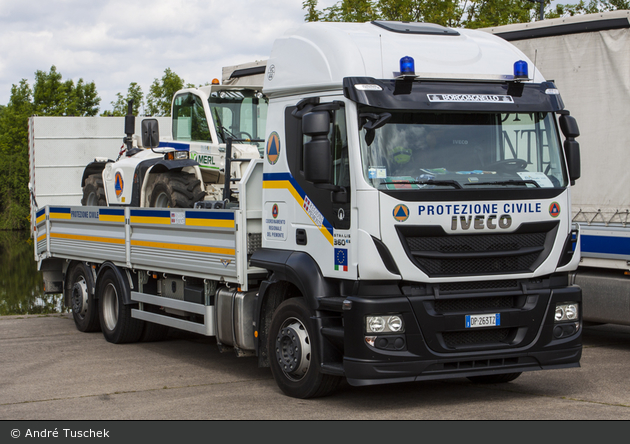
[
  {"x1": 268, "y1": 298, "x2": 341, "y2": 398},
  {"x1": 81, "y1": 173, "x2": 107, "y2": 206},
  {"x1": 147, "y1": 172, "x2": 206, "y2": 208},
  {"x1": 97, "y1": 268, "x2": 144, "y2": 344},
  {"x1": 139, "y1": 309, "x2": 170, "y2": 342},
  {"x1": 68, "y1": 263, "x2": 101, "y2": 332},
  {"x1": 467, "y1": 372, "x2": 522, "y2": 384}
]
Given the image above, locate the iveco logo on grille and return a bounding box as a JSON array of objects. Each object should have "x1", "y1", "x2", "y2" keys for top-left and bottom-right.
[{"x1": 451, "y1": 215, "x2": 512, "y2": 231}]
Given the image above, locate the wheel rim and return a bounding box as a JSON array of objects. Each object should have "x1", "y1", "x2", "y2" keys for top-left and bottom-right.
[
  {"x1": 154, "y1": 192, "x2": 171, "y2": 208},
  {"x1": 86, "y1": 192, "x2": 98, "y2": 206},
  {"x1": 275, "y1": 317, "x2": 311, "y2": 382},
  {"x1": 102, "y1": 282, "x2": 119, "y2": 331},
  {"x1": 71, "y1": 276, "x2": 89, "y2": 317}
]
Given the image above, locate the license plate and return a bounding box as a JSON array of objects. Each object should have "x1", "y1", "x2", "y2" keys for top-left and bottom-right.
[{"x1": 466, "y1": 313, "x2": 500, "y2": 328}]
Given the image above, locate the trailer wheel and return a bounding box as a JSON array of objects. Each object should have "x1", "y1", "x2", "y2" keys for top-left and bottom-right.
[
  {"x1": 81, "y1": 173, "x2": 107, "y2": 206},
  {"x1": 147, "y1": 172, "x2": 205, "y2": 208},
  {"x1": 268, "y1": 298, "x2": 341, "y2": 398},
  {"x1": 69, "y1": 263, "x2": 100, "y2": 332},
  {"x1": 98, "y1": 269, "x2": 143, "y2": 344},
  {"x1": 467, "y1": 372, "x2": 522, "y2": 384}
]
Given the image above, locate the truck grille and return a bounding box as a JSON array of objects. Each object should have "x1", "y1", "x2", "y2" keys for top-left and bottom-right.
[
  {"x1": 441, "y1": 328, "x2": 513, "y2": 348},
  {"x1": 434, "y1": 295, "x2": 519, "y2": 314},
  {"x1": 397, "y1": 221, "x2": 558, "y2": 277}
]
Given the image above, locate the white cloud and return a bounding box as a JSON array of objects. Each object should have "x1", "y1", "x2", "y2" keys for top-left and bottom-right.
[{"x1": 0, "y1": 0, "x2": 320, "y2": 110}]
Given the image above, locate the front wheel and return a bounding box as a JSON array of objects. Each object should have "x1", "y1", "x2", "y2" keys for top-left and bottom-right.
[
  {"x1": 268, "y1": 298, "x2": 341, "y2": 398},
  {"x1": 146, "y1": 172, "x2": 205, "y2": 208}
]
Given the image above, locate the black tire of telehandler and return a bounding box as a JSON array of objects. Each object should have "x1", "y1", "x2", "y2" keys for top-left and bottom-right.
[
  {"x1": 97, "y1": 269, "x2": 144, "y2": 344},
  {"x1": 467, "y1": 372, "x2": 522, "y2": 384},
  {"x1": 68, "y1": 263, "x2": 101, "y2": 333},
  {"x1": 81, "y1": 174, "x2": 107, "y2": 206},
  {"x1": 268, "y1": 298, "x2": 341, "y2": 399},
  {"x1": 147, "y1": 172, "x2": 206, "y2": 208}
]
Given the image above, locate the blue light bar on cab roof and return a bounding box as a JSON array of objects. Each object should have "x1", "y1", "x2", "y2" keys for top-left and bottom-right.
[
  {"x1": 400, "y1": 56, "x2": 415, "y2": 75},
  {"x1": 514, "y1": 60, "x2": 528, "y2": 79}
]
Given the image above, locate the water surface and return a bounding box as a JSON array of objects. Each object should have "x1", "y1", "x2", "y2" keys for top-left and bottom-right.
[{"x1": 0, "y1": 231, "x2": 67, "y2": 315}]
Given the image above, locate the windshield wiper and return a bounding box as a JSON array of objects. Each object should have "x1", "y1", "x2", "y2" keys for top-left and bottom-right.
[
  {"x1": 381, "y1": 179, "x2": 463, "y2": 189},
  {"x1": 464, "y1": 180, "x2": 540, "y2": 188}
]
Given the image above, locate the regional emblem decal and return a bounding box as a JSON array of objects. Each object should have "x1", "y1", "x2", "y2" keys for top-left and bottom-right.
[
  {"x1": 115, "y1": 172, "x2": 124, "y2": 198},
  {"x1": 393, "y1": 204, "x2": 410, "y2": 222},
  {"x1": 549, "y1": 202, "x2": 561, "y2": 218},
  {"x1": 266, "y1": 132, "x2": 280, "y2": 165}
]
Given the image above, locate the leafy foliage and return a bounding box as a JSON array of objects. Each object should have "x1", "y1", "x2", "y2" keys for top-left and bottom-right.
[
  {"x1": 146, "y1": 68, "x2": 185, "y2": 117},
  {"x1": 303, "y1": 0, "x2": 629, "y2": 27},
  {"x1": 547, "y1": 0, "x2": 629, "y2": 19},
  {"x1": 102, "y1": 82, "x2": 145, "y2": 116}
]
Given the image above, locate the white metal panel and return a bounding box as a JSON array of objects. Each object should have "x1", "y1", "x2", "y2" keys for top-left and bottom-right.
[{"x1": 29, "y1": 116, "x2": 171, "y2": 209}]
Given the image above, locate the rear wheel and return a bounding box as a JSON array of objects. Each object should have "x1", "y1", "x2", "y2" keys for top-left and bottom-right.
[
  {"x1": 139, "y1": 307, "x2": 170, "y2": 342},
  {"x1": 98, "y1": 268, "x2": 144, "y2": 344},
  {"x1": 81, "y1": 173, "x2": 107, "y2": 206},
  {"x1": 69, "y1": 263, "x2": 100, "y2": 332},
  {"x1": 467, "y1": 372, "x2": 522, "y2": 384},
  {"x1": 147, "y1": 172, "x2": 205, "y2": 208},
  {"x1": 268, "y1": 298, "x2": 341, "y2": 398}
]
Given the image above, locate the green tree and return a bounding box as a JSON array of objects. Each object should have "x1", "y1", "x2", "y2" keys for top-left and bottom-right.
[
  {"x1": 103, "y1": 82, "x2": 145, "y2": 116},
  {"x1": 33, "y1": 66, "x2": 100, "y2": 116},
  {"x1": 303, "y1": 0, "x2": 629, "y2": 27},
  {"x1": 146, "y1": 68, "x2": 185, "y2": 116},
  {"x1": 0, "y1": 80, "x2": 34, "y2": 229},
  {"x1": 547, "y1": 0, "x2": 629, "y2": 18}
]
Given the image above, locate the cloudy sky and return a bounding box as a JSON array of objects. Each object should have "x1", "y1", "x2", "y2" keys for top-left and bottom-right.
[
  {"x1": 0, "y1": 0, "x2": 338, "y2": 111},
  {"x1": 0, "y1": 0, "x2": 571, "y2": 112}
]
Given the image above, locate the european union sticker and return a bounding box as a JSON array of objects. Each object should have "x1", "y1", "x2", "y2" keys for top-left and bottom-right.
[{"x1": 334, "y1": 248, "x2": 348, "y2": 272}]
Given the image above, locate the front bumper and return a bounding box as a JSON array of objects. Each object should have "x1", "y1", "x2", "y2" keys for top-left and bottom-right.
[{"x1": 339, "y1": 282, "x2": 582, "y2": 386}]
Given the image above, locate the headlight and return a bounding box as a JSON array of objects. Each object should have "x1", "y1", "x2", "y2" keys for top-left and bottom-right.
[
  {"x1": 555, "y1": 303, "x2": 579, "y2": 322},
  {"x1": 366, "y1": 314, "x2": 405, "y2": 333},
  {"x1": 165, "y1": 150, "x2": 189, "y2": 160}
]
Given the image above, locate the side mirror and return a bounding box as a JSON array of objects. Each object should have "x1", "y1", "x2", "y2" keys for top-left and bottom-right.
[
  {"x1": 559, "y1": 115, "x2": 580, "y2": 139},
  {"x1": 564, "y1": 139, "x2": 581, "y2": 184},
  {"x1": 302, "y1": 111, "x2": 331, "y2": 184},
  {"x1": 141, "y1": 119, "x2": 160, "y2": 149},
  {"x1": 559, "y1": 115, "x2": 580, "y2": 184}
]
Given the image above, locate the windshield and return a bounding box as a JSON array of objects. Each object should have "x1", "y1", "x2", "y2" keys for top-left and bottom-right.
[
  {"x1": 359, "y1": 111, "x2": 567, "y2": 190},
  {"x1": 208, "y1": 89, "x2": 268, "y2": 153}
]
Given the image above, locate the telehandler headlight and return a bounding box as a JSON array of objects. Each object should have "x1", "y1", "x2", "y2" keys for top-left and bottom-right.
[{"x1": 165, "y1": 151, "x2": 189, "y2": 161}]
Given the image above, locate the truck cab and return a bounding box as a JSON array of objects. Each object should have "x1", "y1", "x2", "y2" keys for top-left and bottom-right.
[{"x1": 252, "y1": 21, "x2": 582, "y2": 393}]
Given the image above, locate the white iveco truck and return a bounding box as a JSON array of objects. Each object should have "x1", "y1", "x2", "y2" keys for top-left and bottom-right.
[{"x1": 33, "y1": 21, "x2": 583, "y2": 398}]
